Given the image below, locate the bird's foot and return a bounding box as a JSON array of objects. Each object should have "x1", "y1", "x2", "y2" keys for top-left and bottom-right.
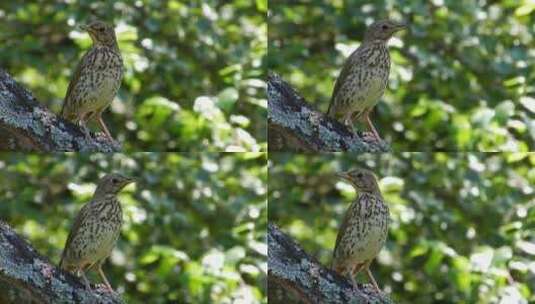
[
  {"x1": 361, "y1": 131, "x2": 381, "y2": 142},
  {"x1": 368, "y1": 282, "x2": 382, "y2": 294},
  {"x1": 95, "y1": 283, "x2": 116, "y2": 294},
  {"x1": 81, "y1": 127, "x2": 92, "y2": 141},
  {"x1": 92, "y1": 132, "x2": 121, "y2": 149},
  {"x1": 370, "y1": 131, "x2": 382, "y2": 143},
  {"x1": 364, "y1": 268, "x2": 382, "y2": 294},
  {"x1": 345, "y1": 122, "x2": 381, "y2": 142},
  {"x1": 80, "y1": 276, "x2": 92, "y2": 290},
  {"x1": 97, "y1": 132, "x2": 116, "y2": 143},
  {"x1": 349, "y1": 275, "x2": 360, "y2": 290}
]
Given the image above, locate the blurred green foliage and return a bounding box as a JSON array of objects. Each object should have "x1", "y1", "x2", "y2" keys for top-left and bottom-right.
[
  {"x1": 0, "y1": 152, "x2": 267, "y2": 303},
  {"x1": 268, "y1": 1, "x2": 535, "y2": 151},
  {"x1": 268, "y1": 152, "x2": 535, "y2": 303},
  {"x1": 0, "y1": 0, "x2": 267, "y2": 151}
]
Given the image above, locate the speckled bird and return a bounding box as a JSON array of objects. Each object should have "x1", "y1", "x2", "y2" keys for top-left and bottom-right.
[
  {"x1": 60, "y1": 20, "x2": 123, "y2": 141},
  {"x1": 60, "y1": 173, "x2": 134, "y2": 291},
  {"x1": 327, "y1": 20, "x2": 406, "y2": 141},
  {"x1": 332, "y1": 168, "x2": 389, "y2": 292}
]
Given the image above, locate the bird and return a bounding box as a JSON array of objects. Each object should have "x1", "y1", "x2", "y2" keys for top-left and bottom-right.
[
  {"x1": 327, "y1": 20, "x2": 406, "y2": 141},
  {"x1": 60, "y1": 20, "x2": 124, "y2": 142},
  {"x1": 331, "y1": 168, "x2": 389, "y2": 293},
  {"x1": 59, "y1": 173, "x2": 134, "y2": 292}
]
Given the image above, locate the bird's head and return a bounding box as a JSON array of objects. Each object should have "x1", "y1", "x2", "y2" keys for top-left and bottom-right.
[
  {"x1": 79, "y1": 20, "x2": 117, "y2": 47},
  {"x1": 336, "y1": 168, "x2": 380, "y2": 193},
  {"x1": 363, "y1": 19, "x2": 406, "y2": 43},
  {"x1": 96, "y1": 173, "x2": 135, "y2": 195}
]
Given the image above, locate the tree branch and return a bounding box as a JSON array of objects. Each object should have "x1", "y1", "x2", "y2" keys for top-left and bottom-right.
[
  {"x1": 0, "y1": 220, "x2": 124, "y2": 303},
  {"x1": 267, "y1": 223, "x2": 394, "y2": 304},
  {"x1": 0, "y1": 68, "x2": 120, "y2": 152},
  {"x1": 267, "y1": 73, "x2": 389, "y2": 152}
]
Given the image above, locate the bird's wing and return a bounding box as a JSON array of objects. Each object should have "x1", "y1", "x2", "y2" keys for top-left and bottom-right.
[
  {"x1": 332, "y1": 197, "x2": 362, "y2": 265},
  {"x1": 332, "y1": 206, "x2": 350, "y2": 256},
  {"x1": 59, "y1": 201, "x2": 93, "y2": 268},
  {"x1": 60, "y1": 49, "x2": 94, "y2": 118},
  {"x1": 327, "y1": 46, "x2": 367, "y2": 116}
]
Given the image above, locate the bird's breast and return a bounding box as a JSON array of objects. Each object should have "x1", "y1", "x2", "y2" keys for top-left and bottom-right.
[
  {"x1": 359, "y1": 69, "x2": 388, "y2": 107},
  {"x1": 335, "y1": 194, "x2": 389, "y2": 263},
  {"x1": 90, "y1": 201, "x2": 123, "y2": 259},
  {"x1": 75, "y1": 48, "x2": 123, "y2": 109}
]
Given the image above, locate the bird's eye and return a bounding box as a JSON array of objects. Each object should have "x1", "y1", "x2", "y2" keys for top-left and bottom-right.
[
  {"x1": 111, "y1": 178, "x2": 118, "y2": 184},
  {"x1": 356, "y1": 172, "x2": 364, "y2": 178},
  {"x1": 382, "y1": 25, "x2": 388, "y2": 30},
  {"x1": 98, "y1": 27, "x2": 104, "y2": 31}
]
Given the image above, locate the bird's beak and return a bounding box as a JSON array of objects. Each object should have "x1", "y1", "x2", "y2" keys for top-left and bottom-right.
[
  {"x1": 120, "y1": 177, "x2": 136, "y2": 188},
  {"x1": 393, "y1": 22, "x2": 407, "y2": 32},
  {"x1": 335, "y1": 171, "x2": 351, "y2": 181}
]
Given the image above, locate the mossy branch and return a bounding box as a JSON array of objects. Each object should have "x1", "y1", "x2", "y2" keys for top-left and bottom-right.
[
  {"x1": 0, "y1": 68, "x2": 120, "y2": 152},
  {"x1": 267, "y1": 73, "x2": 389, "y2": 152},
  {"x1": 0, "y1": 220, "x2": 124, "y2": 304},
  {"x1": 267, "y1": 223, "x2": 394, "y2": 304}
]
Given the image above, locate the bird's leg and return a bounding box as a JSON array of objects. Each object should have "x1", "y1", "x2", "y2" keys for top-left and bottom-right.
[
  {"x1": 348, "y1": 274, "x2": 358, "y2": 289},
  {"x1": 347, "y1": 263, "x2": 365, "y2": 290},
  {"x1": 364, "y1": 265, "x2": 381, "y2": 293},
  {"x1": 364, "y1": 111, "x2": 381, "y2": 141},
  {"x1": 77, "y1": 268, "x2": 92, "y2": 290},
  {"x1": 351, "y1": 264, "x2": 361, "y2": 287},
  {"x1": 78, "y1": 120, "x2": 92, "y2": 140},
  {"x1": 344, "y1": 266, "x2": 358, "y2": 289},
  {"x1": 97, "y1": 263, "x2": 114, "y2": 292},
  {"x1": 344, "y1": 113, "x2": 357, "y2": 133},
  {"x1": 343, "y1": 116, "x2": 352, "y2": 129},
  {"x1": 96, "y1": 113, "x2": 114, "y2": 142},
  {"x1": 352, "y1": 263, "x2": 365, "y2": 277}
]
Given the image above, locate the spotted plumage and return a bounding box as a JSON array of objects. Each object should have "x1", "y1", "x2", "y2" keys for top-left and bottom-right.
[
  {"x1": 332, "y1": 168, "x2": 389, "y2": 292},
  {"x1": 60, "y1": 173, "x2": 134, "y2": 291},
  {"x1": 61, "y1": 20, "x2": 123, "y2": 141},
  {"x1": 327, "y1": 20, "x2": 406, "y2": 141}
]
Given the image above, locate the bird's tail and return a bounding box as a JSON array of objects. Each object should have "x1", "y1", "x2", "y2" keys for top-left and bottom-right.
[
  {"x1": 326, "y1": 97, "x2": 335, "y2": 118},
  {"x1": 59, "y1": 101, "x2": 77, "y2": 121},
  {"x1": 330, "y1": 253, "x2": 337, "y2": 271},
  {"x1": 59, "y1": 251, "x2": 66, "y2": 270},
  {"x1": 331, "y1": 251, "x2": 346, "y2": 274},
  {"x1": 59, "y1": 103, "x2": 68, "y2": 119}
]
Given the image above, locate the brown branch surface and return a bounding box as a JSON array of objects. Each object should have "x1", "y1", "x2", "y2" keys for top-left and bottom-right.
[
  {"x1": 0, "y1": 220, "x2": 124, "y2": 304},
  {"x1": 267, "y1": 223, "x2": 394, "y2": 304},
  {"x1": 267, "y1": 73, "x2": 389, "y2": 152},
  {"x1": 0, "y1": 68, "x2": 120, "y2": 152}
]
